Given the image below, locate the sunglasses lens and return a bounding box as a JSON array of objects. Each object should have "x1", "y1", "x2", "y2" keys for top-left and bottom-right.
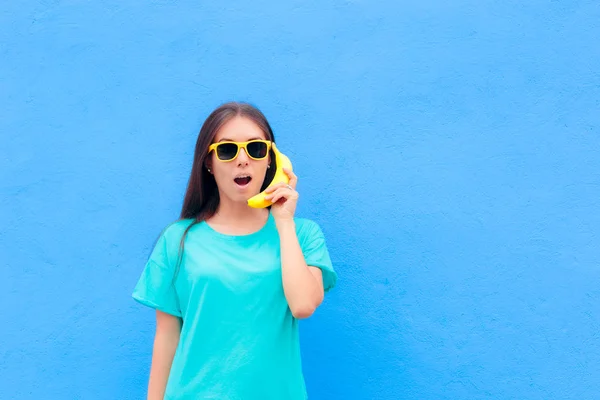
[
  {"x1": 216, "y1": 143, "x2": 238, "y2": 160},
  {"x1": 247, "y1": 141, "x2": 268, "y2": 159}
]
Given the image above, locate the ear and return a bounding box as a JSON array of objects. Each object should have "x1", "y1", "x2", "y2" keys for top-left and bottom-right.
[{"x1": 204, "y1": 159, "x2": 213, "y2": 174}]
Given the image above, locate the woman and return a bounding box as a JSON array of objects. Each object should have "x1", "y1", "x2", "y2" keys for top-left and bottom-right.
[{"x1": 132, "y1": 102, "x2": 337, "y2": 400}]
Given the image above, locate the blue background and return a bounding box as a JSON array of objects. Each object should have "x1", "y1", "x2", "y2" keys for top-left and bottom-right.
[{"x1": 2, "y1": 1, "x2": 599, "y2": 399}]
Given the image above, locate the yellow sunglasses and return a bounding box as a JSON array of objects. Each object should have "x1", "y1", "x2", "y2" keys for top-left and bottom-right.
[{"x1": 208, "y1": 139, "x2": 272, "y2": 162}]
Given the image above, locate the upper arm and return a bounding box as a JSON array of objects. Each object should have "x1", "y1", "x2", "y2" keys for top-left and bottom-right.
[
  {"x1": 155, "y1": 309, "x2": 182, "y2": 336},
  {"x1": 132, "y1": 225, "x2": 184, "y2": 317},
  {"x1": 299, "y1": 218, "x2": 337, "y2": 293},
  {"x1": 308, "y1": 266, "x2": 325, "y2": 302}
]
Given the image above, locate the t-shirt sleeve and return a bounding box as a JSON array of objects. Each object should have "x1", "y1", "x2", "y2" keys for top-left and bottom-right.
[
  {"x1": 299, "y1": 220, "x2": 337, "y2": 293},
  {"x1": 132, "y1": 228, "x2": 182, "y2": 317}
]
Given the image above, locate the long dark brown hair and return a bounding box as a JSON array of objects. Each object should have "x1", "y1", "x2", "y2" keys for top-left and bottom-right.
[{"x1": 173, "y1": 102, "x2": 277, "y2": 279}]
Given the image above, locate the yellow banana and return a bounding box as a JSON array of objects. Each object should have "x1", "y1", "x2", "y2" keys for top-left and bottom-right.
[{"x1": 247, "y1": 142, "x2": 293, "y2": 208}]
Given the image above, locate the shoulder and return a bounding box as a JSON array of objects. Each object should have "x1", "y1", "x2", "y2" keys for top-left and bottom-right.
[
  {"x1": 293, "y1": 217, "x2": 321, "y2": 230},
  {"x1": 160, "y1": 218, "x2": 197, "y2": 239},
  {"x1": 293, "y1": 217, "x2": 327, "y2": 242},
  {"x1": 147, "y1": 218, "x2": 197, "y2": 263},
  {"x1": 153, "y1": 218, "x2": 197, "y2": 249}
]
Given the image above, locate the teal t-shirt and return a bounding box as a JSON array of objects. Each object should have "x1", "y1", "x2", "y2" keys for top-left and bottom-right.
[{"x1": 132, "y1": 212, "x2": 337, "y2": 400}]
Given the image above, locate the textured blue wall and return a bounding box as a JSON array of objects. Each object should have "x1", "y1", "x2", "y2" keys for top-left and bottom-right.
[{"x1": 2, "y1": 1, "x2": 599, "y2": 399}]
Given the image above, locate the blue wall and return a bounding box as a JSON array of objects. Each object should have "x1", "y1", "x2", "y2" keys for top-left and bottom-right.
[{"x1": 2, "y1": 1, "x2": 599, "y2": 399}]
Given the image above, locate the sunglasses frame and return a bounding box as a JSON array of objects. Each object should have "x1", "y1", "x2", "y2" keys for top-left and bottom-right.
[{"x1": 208, "y1": 139, "x2": 272, "y2": 162}]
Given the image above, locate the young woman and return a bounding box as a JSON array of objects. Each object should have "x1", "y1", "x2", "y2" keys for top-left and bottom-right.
[{"x1": 132, "y1": 102, "x2": 337, "y2": 400}]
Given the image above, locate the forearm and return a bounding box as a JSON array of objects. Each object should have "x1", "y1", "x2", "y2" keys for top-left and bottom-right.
[
  {"x1": 147, "y1": 322, "x2": 181, "y2": 399},
  {"x1": 277, "y1": 219, "x2": 324, "y2": 318}
]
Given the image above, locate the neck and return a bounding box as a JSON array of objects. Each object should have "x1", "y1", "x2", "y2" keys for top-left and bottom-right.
[{"x1": 213, "y1": 195, "x2": 269, "y2": 224}]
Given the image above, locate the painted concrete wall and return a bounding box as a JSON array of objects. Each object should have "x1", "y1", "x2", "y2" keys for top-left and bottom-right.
[{"x1": 2, "y1": 1, "x2": 599, "y2": 399}]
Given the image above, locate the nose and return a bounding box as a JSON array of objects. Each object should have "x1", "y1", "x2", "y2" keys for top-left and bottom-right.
[{"x1": 237, "y1": 146, "x2": 250, "y2": 166}]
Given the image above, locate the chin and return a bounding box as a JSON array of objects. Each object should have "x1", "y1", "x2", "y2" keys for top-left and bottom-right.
[{"x1": 224, "y1": 183, "x2": 263, "y2": 204}]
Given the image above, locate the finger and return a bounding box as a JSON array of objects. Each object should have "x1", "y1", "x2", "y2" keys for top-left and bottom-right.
[
  {"x1": 265, "y1": 186, "x2": 296, "y2": 202},
  {"x1": 270, "y1": 193, "x2": 286, "y2": 204},
  {"x1": 283, "y1": 168, "x2": 298, "y2": 188},
  {"x1": 264, "y1": 182, "x2": 288, "y2": 193},
  {"x1": 265, "y1": 180, "x2": 296, "y2": 194},
  {"x1": 265, "y1": 187, "x2": 286, "y2": 201},
  {"x1": 267, "y1": 188, "x2": 288, "y2": 204}
]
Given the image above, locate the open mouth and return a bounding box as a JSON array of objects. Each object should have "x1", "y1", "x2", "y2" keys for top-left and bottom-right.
[{"x1": 234, "y1": 176, "x2": 252, "y2": 186}]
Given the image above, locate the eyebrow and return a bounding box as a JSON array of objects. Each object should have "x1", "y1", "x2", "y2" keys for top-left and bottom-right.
[{"x1": 218, "y1": 137, "x2": 263, "y2": 142}]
